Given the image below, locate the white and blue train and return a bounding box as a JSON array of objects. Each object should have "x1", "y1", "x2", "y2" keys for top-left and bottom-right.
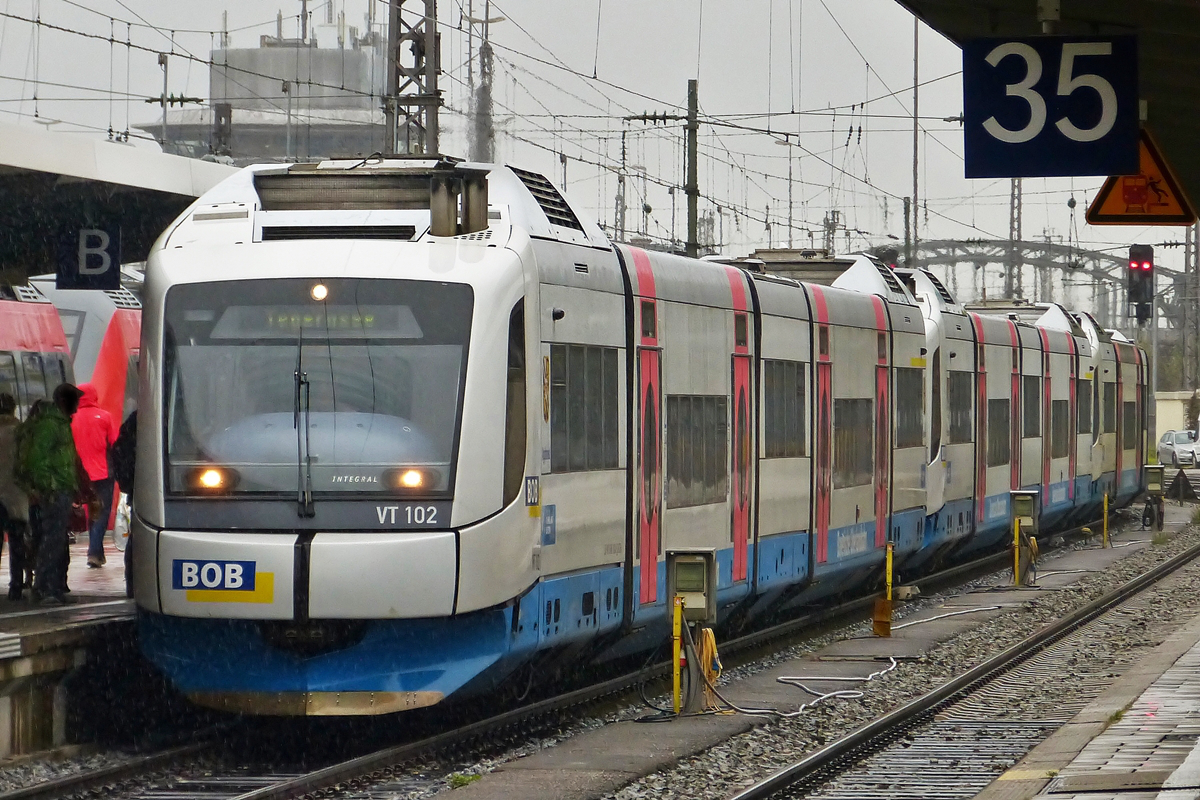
[{"x1": 131, "y1": 157, "x2": 1148, "y2": 715}]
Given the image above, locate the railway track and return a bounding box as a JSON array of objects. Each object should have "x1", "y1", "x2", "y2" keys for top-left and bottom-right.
[
  {"x1": 0, "y1": 517, "x2": 1124, "y2": 800},
  {"x1": 728, "y1": 536, "x2": 1200, "y2": 800}
]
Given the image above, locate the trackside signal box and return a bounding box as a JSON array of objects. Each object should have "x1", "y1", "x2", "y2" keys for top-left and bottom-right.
[
  {"x1": 1145, "y1": 464, "x2": 1165, "y2": 497},
  {"x1": 1011, "y1": 490, "x2": 1039, "y2": 536},
  {"x1": 668, "y1": 552, "x2": 716, "y2": 624}
]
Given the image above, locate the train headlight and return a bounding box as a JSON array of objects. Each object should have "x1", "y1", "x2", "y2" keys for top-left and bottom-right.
[
  {"x1": 311, "y1": 283, "x2": 329, "y2": 301},
  {"x1": 188, "y1": 466, "x2": 240, "y2": 493},
  {"x1": 384, "y1": 467, "x2": 439, "y2": 492}
]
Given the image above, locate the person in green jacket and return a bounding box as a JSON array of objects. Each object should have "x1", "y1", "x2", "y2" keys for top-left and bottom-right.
[{"x1": 15, "y1": 384, "x2": 88, "y2": 605}]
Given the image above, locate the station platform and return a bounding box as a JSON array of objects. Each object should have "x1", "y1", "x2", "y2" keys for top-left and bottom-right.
[
  {"x1": 0, "y1": 537, "x2": 133, "y2": 759},
  {"x1": 980, "y1": 592, "x2": 1200, "y2": 799}
]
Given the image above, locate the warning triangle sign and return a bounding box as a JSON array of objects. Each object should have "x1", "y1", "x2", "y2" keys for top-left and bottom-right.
[{"x1": 1087, "y1": 129, "x2": 1196, "y2": 225}]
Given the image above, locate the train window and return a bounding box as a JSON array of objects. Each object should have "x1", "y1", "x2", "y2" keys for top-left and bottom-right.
[
  {"x1": 550, "y1": 343, "x2": 620, "y2": 473},
  {"x1": 818, "y1": 326, "x2": 829, "y2": 357},
  {"x1": 123, "y1": 354, "x2": 139, "y2": 421},
  {"x1": 734, "y1": 314, "x2": 748, "y2": 348},
  {"x1": 763, "y1": 359, "x2": 805, "y2": 458},
  {"x1": 893, "y1": 368, "x2": 923, "y2": 449},
  {"x1": 503, "y1": 301, "x2": 526, "y2": 506},
  {"x1": 1022, "y1": 376, "x2": 1040, "y2": 438},
  {"x1": 640, "y1": 301, "x2": 656, "y2": 340},
  {"x1": 1122, "y1": 402, "x2": 1137, "y2": 449},
  {"x1": 986, "y1": 399, "x2": 1010, "y2": 467},
  {"x1": 20, "y1": 353, "x2": 49, "y2": 410},
  {"x1": 947, "y1": 372, "x2": 973, "y2": 444},
  {"x1": 162, "y1": 277, "x2": 473, "y2": 497},
  {"x1": 568, "y1": 345, "x2": 587, "y2": 470},
  {"x1": 1077, "y1": 380, "x2": 1092, "y2": 434},
  {"x1": 0, "y1": 354, "x2": 16, "y2": 417},
  {"x1": 57, "y1": 309, "x2": 85, "y2": 359},
  {"x1": 44, "y1": 353, "x2": 68, "y2": 387},
  {"x1": 1051, "y1": 399, "x2": 1069, "y2": 458},
  {"x1": 666, "y1": 395, "x2": 728, "y2": 507},
  {"x1": 833, "y1": 398, "x2": 873, "y2": 488},
  {"x1": 1103, "y1": 383, "x2": 1116, "y2": 433}
]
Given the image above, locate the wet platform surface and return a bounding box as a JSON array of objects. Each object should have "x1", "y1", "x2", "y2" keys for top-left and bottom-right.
[{"x1": 0, "y1": 536, "x2": 132, "y2": 649}]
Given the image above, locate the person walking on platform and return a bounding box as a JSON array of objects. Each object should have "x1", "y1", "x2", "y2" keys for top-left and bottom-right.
[
  {"x1": 16, "y1": 384, "x2": 92, "y2": 605},
  {"x1": 0, "y1": 393, "x2": 30, "y2": 601},
  {"x1": 111, "y1": 410, "x2": 136, "y2": 599},
  {"x1": 71, "y1": 384, "x2": 117, "y2": 569}
]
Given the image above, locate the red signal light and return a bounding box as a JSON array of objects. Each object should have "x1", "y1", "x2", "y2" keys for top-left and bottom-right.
[
  {"x1": 1142, "y1": 261, "x2": 1153, "y2": 270},
  {"x1": 1130, "y1": 261, "x2": 1138, "y2": 270}
]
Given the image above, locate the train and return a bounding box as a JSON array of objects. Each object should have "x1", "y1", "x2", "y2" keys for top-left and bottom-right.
[
  {"x1": 30, "y1": 269, "x2": 142, "y2": 433},
  {"x1": 130, "y1": 157, "x2": 1148, "y2": 716},
  {"x1": 0, "y1": 282, "x2": 74, "y2": 417}
]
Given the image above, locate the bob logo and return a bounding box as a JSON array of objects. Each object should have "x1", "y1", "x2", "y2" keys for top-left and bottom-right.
[{"x1": 172, "y1": 559, "x2": 274, "y2": 603}]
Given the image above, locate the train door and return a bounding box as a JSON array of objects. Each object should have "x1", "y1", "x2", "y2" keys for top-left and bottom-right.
[
  {"x1": 731, "y1": 344, "x2": 751, "y2": 583},
  {"x1": 18, "y1": 353, "x2": 50, "y2": 416},
  {"x1": 814, "y1": 325, "x2": 832, "y2": 563},
  {"x1": 1067, "y1": 337, "x2": 1078, "y2": 501},
  {"x1": 1039, "y1": 331, "x2": 1052, "y2": 505},
  {"x1": 636, "y1": 302, "x2": 663, "y2": 607},
  {"x1": 724, "y1": 267, "x2": 754, "y2": 587},
  {"x1": 872, "y1": 304, "x2": 890, "y2": 547},
  {"x1": 0, "y1": 353, "x2": 16, "y2": 415},
  {"x1": 973, "y1": 330, "x2": 988, "y2": 526},
  {"x1": 1008, "y1": 323, "x2": 1021, "y2": 492},
  {"x1": 1114, "y1": 351, "x2": 1123, "y2": 491}
]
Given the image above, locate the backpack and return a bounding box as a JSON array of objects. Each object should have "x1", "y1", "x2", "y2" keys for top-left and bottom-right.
[{"x1": 112, "y1": 411, "x2": 137, "y2": 494}]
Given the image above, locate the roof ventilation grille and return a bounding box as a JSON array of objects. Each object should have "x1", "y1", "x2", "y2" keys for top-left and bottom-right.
[
  {"x1": 509, "y1": 167, "x2": 584, "y2": 231},
  {"x1": 923, "y1": 271, "x2": 957, "y2": 305},
  {"x1": 261, "y1": 225, "x2": 417, "y2": 241},
  {"x1": 874, "y1": 262, "x2": 906, "y2": 296},
  {"x1": 13, "y1": 285, "x2": 49, "y2": 303},
  {"x1": 104, "y1": 287, "x2": 141, "y2": 308},
  {"x1": 456, "y1": 228, "x2": 493, "y2": 242}
]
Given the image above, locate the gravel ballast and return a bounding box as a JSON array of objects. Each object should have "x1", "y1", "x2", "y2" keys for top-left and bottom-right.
[{"x1": 605, "y1": 522, "x2": 1200, "y2": 800}]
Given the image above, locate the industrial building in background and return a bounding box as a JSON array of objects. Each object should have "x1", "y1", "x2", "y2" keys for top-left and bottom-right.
[{"x1": 136, "y1": 2, "x2": 440, "y2": 163}]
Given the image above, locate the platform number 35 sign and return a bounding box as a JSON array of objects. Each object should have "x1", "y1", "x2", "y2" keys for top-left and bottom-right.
[{"x1": 963, "y1": 36, "x2": 1138, "y2": 179}]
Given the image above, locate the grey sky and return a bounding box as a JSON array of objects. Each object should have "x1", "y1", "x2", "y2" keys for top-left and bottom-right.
[{"x1": 0, "y1": 0, "x2": 1176, "y2": 276}]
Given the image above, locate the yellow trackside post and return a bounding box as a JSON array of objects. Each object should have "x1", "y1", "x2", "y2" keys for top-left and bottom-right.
[
  {"x1": 872, "y1": 542, "x2": 894, "y2": 637},
  {"x1": 672, "y1": 596, "x2": 683, "y2": 714},
  {"x1": 1013, "y1": 517, "x2": 1021, "y2": 586},
  {"x1": 1104, "y1": 494, "x2": 1113, "y2": 551},
  {"x1": 886, "y1": 542, "x2": 893, "y2": 601}
]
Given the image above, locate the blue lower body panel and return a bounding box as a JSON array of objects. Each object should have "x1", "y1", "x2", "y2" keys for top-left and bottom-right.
[
  {"x1": 140, "y1": 608, "x2": 519, "y2": 698},
  {"x1": 904, "y1": 498, "x2": 975, "y2": 572},
  {"x1": 1039, "y1": 480, "x2": 1074, "y2": 530}
]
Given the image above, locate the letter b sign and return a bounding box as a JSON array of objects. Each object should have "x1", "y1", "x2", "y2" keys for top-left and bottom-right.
[{"x1": 56, "y1": 225, "x2": 121, "y2": 290}]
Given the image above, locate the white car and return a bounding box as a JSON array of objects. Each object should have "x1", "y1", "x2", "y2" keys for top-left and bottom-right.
[{"x1": 1157, "y1": 430, "x2": 1199, "y2": 467}]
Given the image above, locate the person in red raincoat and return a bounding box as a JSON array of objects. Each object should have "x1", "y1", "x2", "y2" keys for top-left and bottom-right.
[{"x1": 71, "y1": 384, "x2": 117, "y2": 568}]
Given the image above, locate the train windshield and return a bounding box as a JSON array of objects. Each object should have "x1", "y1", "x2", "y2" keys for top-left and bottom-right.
[{"x1": 162, "y1": 278, "x2": 472, "y2": 497}]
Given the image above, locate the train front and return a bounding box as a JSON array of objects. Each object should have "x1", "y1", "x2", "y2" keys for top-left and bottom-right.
[{"x1": 133, "y1": 161, "x2": 543, "y2": 715}]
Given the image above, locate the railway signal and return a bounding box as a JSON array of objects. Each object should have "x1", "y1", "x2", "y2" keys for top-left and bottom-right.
[{"x1": 1128, "y1": 244, "x2": 1154, "y2": 323}]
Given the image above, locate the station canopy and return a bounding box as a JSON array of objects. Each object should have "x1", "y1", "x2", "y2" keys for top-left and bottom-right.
[
  {"x1": 898, "y1": 0, "x2": 1200, "y2": 207},
  {"x1": 0, "y1": 123, "x2": 235, "y2": 285}
]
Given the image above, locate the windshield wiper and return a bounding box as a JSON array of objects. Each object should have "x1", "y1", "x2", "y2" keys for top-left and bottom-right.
[{"x1": 294, "y1": 328, "x2": 315, "y2": 518}]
